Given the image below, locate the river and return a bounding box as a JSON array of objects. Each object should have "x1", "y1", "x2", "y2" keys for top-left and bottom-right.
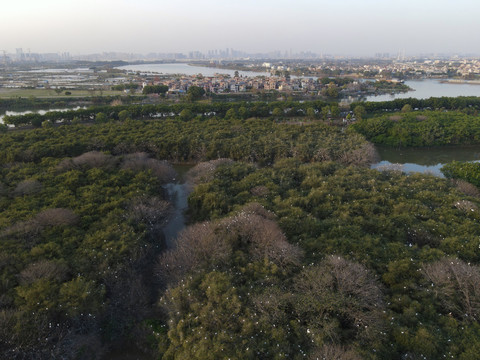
[
  {"x1": 371, "y1": 145, "x2": 480, "y2": 177},
  {"x1": 364, "y1": 79, "x2": 480, "y2": 102},
  {"x1": 116, "y1": 63, "x2": 270, "y2": 78}
]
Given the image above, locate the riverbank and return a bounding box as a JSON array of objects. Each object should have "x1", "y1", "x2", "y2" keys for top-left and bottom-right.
[{"x1": 440, "y1": 79, "x2": 480, "y2": 85}]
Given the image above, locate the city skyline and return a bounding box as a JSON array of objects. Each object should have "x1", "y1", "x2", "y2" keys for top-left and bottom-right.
[{"x1": 2, "y1": 0, "x2": 480, "y2": 57}]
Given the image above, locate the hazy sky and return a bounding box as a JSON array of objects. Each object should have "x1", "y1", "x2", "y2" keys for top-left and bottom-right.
[{"x1": 2, "y1": 0, "x2": 479, "y2": 56}]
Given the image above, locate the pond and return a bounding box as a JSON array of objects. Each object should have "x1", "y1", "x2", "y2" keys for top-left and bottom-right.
[{"x1": 372, "y1": 145, "x2": 480, "y2": 177}]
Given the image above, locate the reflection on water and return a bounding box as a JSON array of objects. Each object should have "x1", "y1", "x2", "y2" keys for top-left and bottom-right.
[
  {"x1": 162, "y1": 182, "x2": 190, "y2": 248},
  {"x1": 0, "y1": 107, "x2": 86, "y2": 124},
  {"x1": 372, "y1": 145, "x2": 480, "y2": 176},
  {"x1": 365, "y1": 79, "x2": 480, "y2": 102},
  {"x1": 117, "y1": 63, "x2": 270, "y2": 78},
  {"x1": 372, "y1": 161, "x2": 447, "y2": 177},
  {"x1": 162, "y1": 165, "x2": 194, "y2": 248}
]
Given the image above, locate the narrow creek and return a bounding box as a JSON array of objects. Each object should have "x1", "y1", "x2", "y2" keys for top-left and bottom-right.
[
  {"x1": 104, "y1": 165, "x2": 193, "y2": 360},
  {"x1": 162, "y1": 165, "x2": 194, "y2": 247}
]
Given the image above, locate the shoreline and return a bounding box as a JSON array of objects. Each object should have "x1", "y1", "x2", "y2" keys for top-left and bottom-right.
[{"x1": 440, "y1": 79, "x2": 480, "y2": 85}]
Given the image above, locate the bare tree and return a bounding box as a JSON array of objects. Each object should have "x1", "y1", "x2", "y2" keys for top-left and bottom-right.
[
  {"x1": 156, "y1": 222, "x2": 229, "y2": 284},
  {"x1": 0, "y1": 309, "x2": 17, "y2": 356},
  {"x1": 1, "y1": 208, "x2": 78, "y2": 242},
  {"x1": 453, "y1": 199, "x2": 478, "y2": 213},
  {"x1": 125, "y1": 196, "x2": 172, "y2": 228},
  {"x1": 309, "y1": 344, "x2": 361, "y2": 360},
  {"x1": 240, "y1": 202, "x2": 277, "y2": 220},
  {"x1": 252, "y1": 287, "x2": 294, "y2": 323},
  {"x1": 35, "y1": 208, "x2": 79, "y2": 227},
  {"x1": 339, "y1": 142, "x2": 379, "y2": 166},
  {"x1": 184, "y1": 158, "x2": 234, "y2": 186},
  {"x1": 121, "y1": 153, "x2": 176, "y2": 184},
  {"x1": 157, "y1": 204, "x2": 302, "y2": 286},
  {"x1": 54, "y1": 332, "x2": 105, "y2": 360},
  {"x1": 312, "y1": 148, "x2": 332, "y2": 162},
  {"x1": 250, "y1": 185, "x2": 270, "y2": 197},
  {"x1": 452, "y1": 179, "x2": 480, "y2": 198},
  {"x1": 218, "y1": 211, "x2": 303, "y2": 267},
  {"x1": 13, "y1": 179, "x2": 42, "y2": 196},
  {"x1": 57, "y1": 151, "x2": 116, "y2": 171},
  {"x1": 73, "y1": 151, "x2": 114, "y2": 168},
  {"x1": 294, "y1": 256, "x2": 385, "y2": 342},
  {"x1": 18, "y1": 260, "x2": 69, "y2": 285},
  {"x1": 422, "y1": 257, "x2": 480, "y2": 320}
]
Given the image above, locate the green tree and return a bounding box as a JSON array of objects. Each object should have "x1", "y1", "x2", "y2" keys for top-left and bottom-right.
[
  {"x1": 322, "y1": 83, "x2": 339, "y2": 98},
  {"x1": 179, "y1": 109, "x2": 194, "y2": 120},
  {"x1": 330, "y1": 104, "x2": 340, "y2": 118},
  {"x1": 306, "y1": 107, "x2": 316, "y2": 119},
  {"x1": 321, "y1": 106, "x2": 330, "y2": 121},
  {"x1": 118, "y1": 110, "x2": 131, "y2": 121},
  {"x1": 238, "y1": 106, "x2": 248, "y2": 119},
  {"x1": 225, "y1": 108, "x2": 237, "y2": 119},
  {"x1": 42, "y1": 120, "x2": 53, "y2": 128},
  {"x1": 186, "y1": 86, "x2": 206, "y2": 101},
  {"x1": 353, "y1": 105, "x2": 366, "y2": 120},
  {"x1": 272, "y1": 107, "x2": 283, "y2": 118},
  {"x1": 95, "y1": 112, "x2": 107, "y2": 123},
  {"x1": 143, "y1": 85, "x2": 168, "y2": 95}
]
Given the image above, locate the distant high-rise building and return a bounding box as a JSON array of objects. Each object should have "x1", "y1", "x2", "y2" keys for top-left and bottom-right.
[{"x1": 16, "y1": 48, "x2": 24, "y2": 61}]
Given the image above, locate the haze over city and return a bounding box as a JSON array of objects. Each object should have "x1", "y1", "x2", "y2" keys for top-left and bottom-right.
[{"x1": 3, "y1": 0, "x2": 480, "y2": 57}]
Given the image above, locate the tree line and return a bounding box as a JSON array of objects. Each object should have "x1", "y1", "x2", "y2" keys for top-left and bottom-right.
[
  {"x1": 2, "y1": 99, "x2": 336, "y2": 127},
  {"x1": 352, "y1": 110, "x2": 480, "y2": 146}
]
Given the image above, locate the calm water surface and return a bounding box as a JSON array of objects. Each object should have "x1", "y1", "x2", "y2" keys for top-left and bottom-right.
[
  {"x1": 0, "y1": 107, "x2": 86, "y2": 124},
  {"x1": 372, "y1": 145, "x2": 480, "y2": 176},
  {"x1": 162, "y1": 165, "x2": 194, "y2": 247},
  {"x1": 117, "y1": 63, "x2": 270, "y2": 77},
  {"x1": 365, "y1": 79, "x2": 480, "y2": 102}
]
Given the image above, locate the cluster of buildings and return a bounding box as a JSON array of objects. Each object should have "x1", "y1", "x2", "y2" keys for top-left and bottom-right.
[
  {"x1": 151, "y1": 74, "x2": 321, "y2": 94},
  {"x1": 306, "y1": 58, "x2": 480, "y2": 79}
]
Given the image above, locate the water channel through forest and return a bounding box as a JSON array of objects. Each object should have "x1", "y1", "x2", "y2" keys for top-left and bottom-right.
[
  {"x1": 162, "y1": 165, "x2": 193, "y2": 248},
  {"x1": 163, "y1": 145, "x2": 480, "y2": 247},
  {"x1": 106, "y1": 145, "x2": 480, "y2": 359}
]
